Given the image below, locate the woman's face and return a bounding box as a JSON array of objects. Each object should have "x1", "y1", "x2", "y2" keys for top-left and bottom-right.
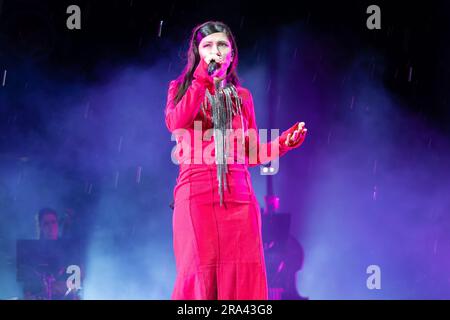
[{"x1": 198, "y1": 32, "x2": 234, "y2": 79}]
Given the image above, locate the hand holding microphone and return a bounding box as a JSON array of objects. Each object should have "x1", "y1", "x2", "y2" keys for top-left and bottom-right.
[
  {"x1": 208, "y1": 60, "x2": 219, "y2": 76},
  {"x1": 193, "y1": 54, "x2": 226, "y2": 92},
  {"x1": 205, "y1": 54, "x2": 224, "y2": 79}
]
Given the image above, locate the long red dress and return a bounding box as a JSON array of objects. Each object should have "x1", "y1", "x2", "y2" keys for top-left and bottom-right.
[{"x1": 165, "y1": 60, "x2": 302, "y2": 300}]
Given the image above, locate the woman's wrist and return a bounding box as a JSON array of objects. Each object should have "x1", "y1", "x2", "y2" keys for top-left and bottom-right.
[{"x1": 193, "y1": 63, "x2": 215, "y2": 93}]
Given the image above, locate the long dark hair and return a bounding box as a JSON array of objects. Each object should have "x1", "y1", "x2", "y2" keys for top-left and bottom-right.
[{"x1": 173, "y1": 21, "x2": 240, "y2": 104}]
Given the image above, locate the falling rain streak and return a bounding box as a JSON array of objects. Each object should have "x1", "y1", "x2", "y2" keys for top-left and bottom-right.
[
  {"x1": 17, "y1": 170, "x2": 23, "y2": 185},
  {"x1": 158, "y1": 20, "x2": 164, "y2": 37},
  {"x1": 85, "y1": 182, "x2": 93, "y2": 194},
  {"x1": 118, "y1": 136, "x2": 123, "y2": 153},
  {"x1": 136, "y1": 166, "x2": 142, "y2": 184}
]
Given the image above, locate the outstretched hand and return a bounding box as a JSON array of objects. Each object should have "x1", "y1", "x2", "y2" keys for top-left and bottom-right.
[{"x1": 284, "y1": 122, "x2": 308, "y2": 147}]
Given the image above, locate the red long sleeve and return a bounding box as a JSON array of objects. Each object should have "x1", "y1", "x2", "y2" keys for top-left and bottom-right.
[{"x1": 165, "y1": 60, "x2": 215, "y2": 132}]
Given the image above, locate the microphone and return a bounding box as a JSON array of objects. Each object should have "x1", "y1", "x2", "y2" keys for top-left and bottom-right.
[{"x1": 207, "y1": 60, "x2": 219, "y2": 76}]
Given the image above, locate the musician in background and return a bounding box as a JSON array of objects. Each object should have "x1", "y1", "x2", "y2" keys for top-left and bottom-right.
[
  {"x1": 36, "y1": 208, "x2": 59, "y2": 240},
  {"x1": 21, "y1": 207, "x2": 80, "y2": 299},
  {"x1": 36, "y1": 207, "x2": 76, "y2": 240}
]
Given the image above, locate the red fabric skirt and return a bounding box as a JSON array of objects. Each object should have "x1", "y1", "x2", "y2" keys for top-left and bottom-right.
[{"x1": 171, "y1": 163, "x2": 268, "y2": 300}]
